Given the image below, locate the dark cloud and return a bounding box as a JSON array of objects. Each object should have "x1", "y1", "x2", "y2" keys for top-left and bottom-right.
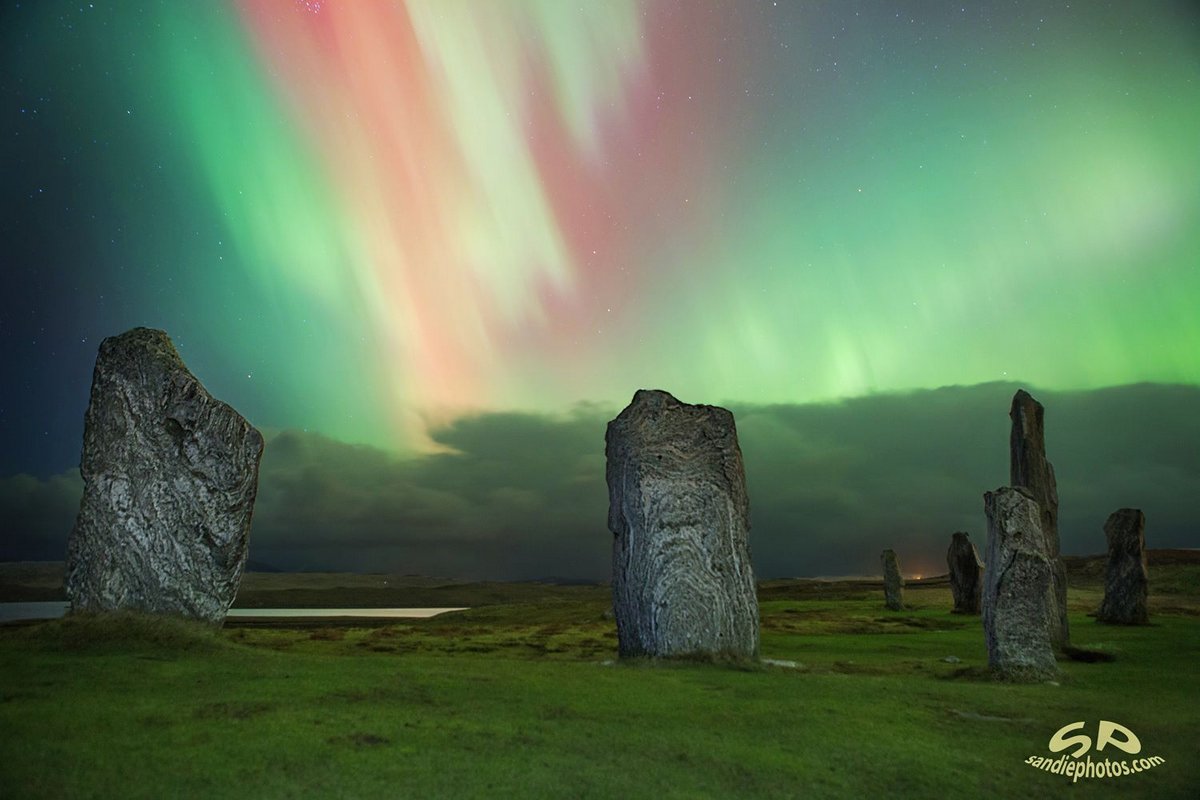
[
  {"x1": 0, "y1": 470, "x2": 83, "y2": 560},
  {"x1": 249, "y1": 410, "x2": 610, "y2": 578},
  {"x1": 2, "y1": 384, "x2": 1197, "y2": 579},
  {"x1": 735, "y1": 383, "x2": 1200, "y2": 577}
]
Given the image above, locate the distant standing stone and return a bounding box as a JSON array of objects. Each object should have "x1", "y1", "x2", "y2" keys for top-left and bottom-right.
[
  {"x1": 1097, "y1": 509, "x2": 1149, "y2": 625},
  {"x1": 1009, "y1": 390, "x2": 1069, "y2": 647},
  {"x1": 947, "y1": 532, "x2": 983, "y2": 614},
  {"x1": 982, "y1": 487, "x2": 1058, "y2": 681},
  {"x1": 606, "y1": 389, "x2": 759, "y2": 659},
  {"x1": 1009, "y1": 391, "x2": 1058, "y2": 539},
  {"x1": 881, "y1": 549, "x2": 905, "y2": 610},
  {"x1": 65, "y1": 328, "x2": 264, "y2": 623}
]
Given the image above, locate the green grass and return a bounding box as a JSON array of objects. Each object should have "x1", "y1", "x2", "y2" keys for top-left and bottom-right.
[{"x1": 2, "y1": 583, "x2": 1198, "y2": 798}]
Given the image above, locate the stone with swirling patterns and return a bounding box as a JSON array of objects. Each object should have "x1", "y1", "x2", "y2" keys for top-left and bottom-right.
[
  {"x1": 606, "y1": 389, "x2": 759, "y2": 659},
  {"x1": 65, "y1": 328, "x2": 264, "y2": 623}
]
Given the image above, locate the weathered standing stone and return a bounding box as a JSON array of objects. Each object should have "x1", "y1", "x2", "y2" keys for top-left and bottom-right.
[
  {"x1": 606, "y1": 389, "x2": 759, "y2": 659},
  {"x1": 881, "y1": 549, "x2": 904, "y2": 610},
  {"x1": 947, "y1": 532, "x2": 983, "y2": 614},
  {"x1": 982, "y1": 487, "x2": 1058, "y2": 681},
  {"x1": 1097, "y1": 509, "x2": 1149, "y2": 625},
  {"x1": 1009, "y1": 390, "x2": 1069, "y2": 647},
  {"x1": 65, "y1": 328, "x2": 264, "y2": 623}
]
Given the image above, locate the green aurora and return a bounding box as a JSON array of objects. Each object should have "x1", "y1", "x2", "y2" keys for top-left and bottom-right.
[{"x1": 7, "y1": 1, "x2": 1199, "y2": 452}]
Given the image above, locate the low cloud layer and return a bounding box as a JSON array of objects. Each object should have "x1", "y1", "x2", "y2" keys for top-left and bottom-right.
[
  {"x1": 3, "y1": 383, "x2": 1197, "y2": 579},
  {"x1": 0, "y1": 470, "x2": 83, "y2": 562}
]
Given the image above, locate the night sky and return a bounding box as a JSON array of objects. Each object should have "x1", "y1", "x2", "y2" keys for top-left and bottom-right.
[{"x1": 2, "y1": 1, "x2": 1198, "y2": 578}]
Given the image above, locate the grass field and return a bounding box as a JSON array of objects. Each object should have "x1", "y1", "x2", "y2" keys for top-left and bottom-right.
[{"x1": 1, "y1": 557, "x2": 1197, "y2": 798}]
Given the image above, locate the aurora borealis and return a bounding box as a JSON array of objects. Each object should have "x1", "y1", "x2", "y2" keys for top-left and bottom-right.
[{"x1": 3, "y1": 1, "x2": 1199, "y2": 577}]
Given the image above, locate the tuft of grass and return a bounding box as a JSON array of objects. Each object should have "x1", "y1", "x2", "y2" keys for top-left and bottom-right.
[
  {"x1": 616, "y1": 652, "x2": 764, "y2": 671},
  {"x1": 13, "y1": 610, "x2": 233, "y2": 655}
]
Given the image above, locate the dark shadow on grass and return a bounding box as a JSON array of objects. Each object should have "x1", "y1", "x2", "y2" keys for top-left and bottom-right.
[
  {"x1": 195, "y1": 701, "x2": 275, "y2": 721},
  {"x1": 327, "y1": 732, "x2": 390, "y2": 748},
  {"x1": 1061, "y1": 644, "x2": 1117, "y2": 663}
]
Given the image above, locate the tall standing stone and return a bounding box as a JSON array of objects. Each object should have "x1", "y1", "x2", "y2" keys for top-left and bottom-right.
[
  {"x1": 65, "y1": 328, "x2": 264, "y2": 623},
  {"x1": 947, "y1": 532, "x2": 983, "y2": 614},
  {"x1": 1009, "y1": 390, "x2": 1069, "y2": 646},
  {"x1": 1097, "y1": 509, "x2": 1149, "y2": 625},
  {"x1": 982, "y1": 487, "x2": 1058, "y2": 681},
  {"x1": 606, "y1": 389, "x2": 759, "y2": 659},
  {"x1": 881, "y1": 549, "x2": 905, "y2": 610}
]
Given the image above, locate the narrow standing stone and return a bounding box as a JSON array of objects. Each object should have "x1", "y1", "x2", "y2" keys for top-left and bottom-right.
[
  {"x1": 1009, "y1": 389, "x2": 1069, "y2": 647},
  {"x1": 65, "y1": 328, "x2": 264, "y2": 623},
  {"x1": 881, "y1": 549, "x2": 905, "y2": 610},
  {"x1": 1097, "y1": 509, "x2": 1149, "y2": 625},
  {"x1": 606, "y1": 389, "x2": 759, "y2": 659},
  {"x1": 982, "y1": 487, "x2": 1058, "y2": 681},
  {"x1": 947, "y1": 532, "x2": 983, "y2": 614}
]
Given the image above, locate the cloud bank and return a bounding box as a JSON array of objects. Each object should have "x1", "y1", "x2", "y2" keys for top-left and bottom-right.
[{"x1": 3, "y1": 383, "x2": 1196, "y2": 579}]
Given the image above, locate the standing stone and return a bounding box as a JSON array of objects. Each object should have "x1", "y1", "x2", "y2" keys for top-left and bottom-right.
[
  {"x1": 65, "y1": 328, "x2": 264, "y2": 623},
  {"x1": 1009, "y1": 390, "x2": 1069, "y2": 647},
  {"x1": 1097, "y1": 509, "x2": 1149, "y2": 625},
  {"x1": 947, "y1": 532, "x2": 983, "y2": 614},
  {"x1": 982, "y1": 487, "x2": 1058, "y2": 681},
  {"x1": 881, "y1": 549, "x2": 905, "y2": 610},
  {"x1": 606, "y1": 389, "x2": 759, "y2": 659}
]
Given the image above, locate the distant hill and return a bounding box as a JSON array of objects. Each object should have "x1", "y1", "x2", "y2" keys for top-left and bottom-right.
[
  {"x1": 0, "y1": 562, "x2": 63, "y2": 600},
  {"x1": 2, "y1": 550, "x2": 1197, "y2": 604},
  {"x1": 1062, "y1": 547, "x2": 1200, "y2": 571}
]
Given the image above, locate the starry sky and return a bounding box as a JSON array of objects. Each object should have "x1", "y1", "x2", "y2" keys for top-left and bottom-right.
[{"x1": 2, "y1": 1, "x2": 1198, "y2": 578}]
